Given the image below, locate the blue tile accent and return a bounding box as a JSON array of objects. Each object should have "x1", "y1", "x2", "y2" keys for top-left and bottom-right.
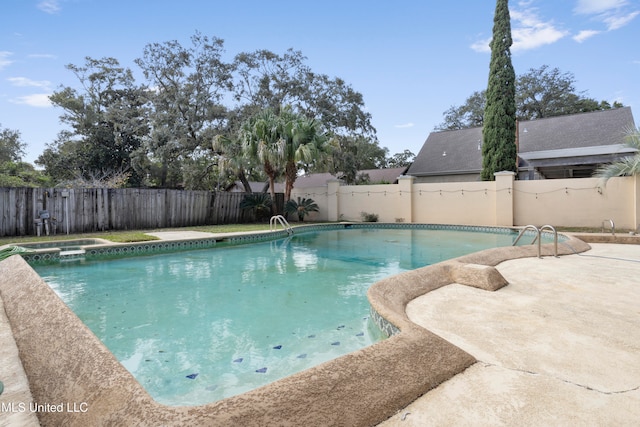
[
  {"x1": 22, "y1": 222, "x2": 560, "y2": 265},
  {"x1": 369, "y1": 307, "x2": 400, "y2": 337}
]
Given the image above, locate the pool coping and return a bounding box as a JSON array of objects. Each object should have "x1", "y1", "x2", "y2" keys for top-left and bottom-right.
[
  {"x1": 0, "y1": 224, "x2": 591, "y2": 426},
  {"x1": 17, "y1": 222, "x2": 538, "y2": 264}
]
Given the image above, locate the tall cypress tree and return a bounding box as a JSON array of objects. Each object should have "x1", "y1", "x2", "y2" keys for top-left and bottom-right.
[{"x1": 481, "y1": 0, "x2": 517, "y2": 181}]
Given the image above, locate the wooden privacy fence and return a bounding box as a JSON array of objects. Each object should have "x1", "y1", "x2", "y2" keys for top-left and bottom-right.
[{"x1": 0, "y1": 188, "x2": 283, "y2": 237}]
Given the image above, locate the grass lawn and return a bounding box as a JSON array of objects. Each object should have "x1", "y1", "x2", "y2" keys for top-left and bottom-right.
[{"x1": 0, "y1": 223, "x2": 283, "y2": 246}]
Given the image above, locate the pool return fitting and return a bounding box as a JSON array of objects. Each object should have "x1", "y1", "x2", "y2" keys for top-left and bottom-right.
[{"x1": 513, "y1": 225, "x2": 558, "y2": 258}]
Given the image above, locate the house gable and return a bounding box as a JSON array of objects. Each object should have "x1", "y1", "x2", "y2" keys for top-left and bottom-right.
[{"x1": 408, "y1": 107, "x2": 636, "y2": 181}]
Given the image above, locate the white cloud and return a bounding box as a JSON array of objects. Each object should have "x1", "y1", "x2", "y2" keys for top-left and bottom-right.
[
  {"x1": 573, "y1": 0, "x2": 639, "y2": 32},
  {"x1": 603, "y1": 10, "x2": 640, "y2": 30},
  {"x1": 470, "y1": 38, "x2": 491, "y2": 53},
  {"x1": 394, "y1": 123, "x2": 415, "y2": 129},
  {"x1": 28, "y1": 53, "x2": 58, "y2": 60},
  {"x1": 510, "y1": 9, "x2": 568, "y2": 51},
  {"x1": 0, "y1": 51, "x2": 13, "y2": 70},
  {"x1": 573, "y1": 29, "x2": 601, "y2": 42},
  {"x1": 8, "y1": 77, "x2": 52, "y2": 89},
  {"x1": 574, "y1": 0, "x2": 628, "y2": 15},
  {"x1": 10, "y1": 93, "x2": 53, "y2": 108},
  {"x1": 37, "y1": 0, "x2": 61, "y2": 14},
  {"x1": 471, "y1": 6, "x2": 568, "y2": 53}
]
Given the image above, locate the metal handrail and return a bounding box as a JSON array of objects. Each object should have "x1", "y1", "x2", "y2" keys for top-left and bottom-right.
[
  {"x1": 602, "y1": 219, "x2": 615, "y2": 235},
  {"x1": 270, "y1": 215, "x2": 293, "y2": 234},
  {"x1": 540, "y1": 224, "x2": 558, "y2": 257},
  {"x1": 511, "y1": 224, "x2": 540, "y2": 251},
  {"x1": 513, "y1": 224, "x2": 558, "y2": 258}
]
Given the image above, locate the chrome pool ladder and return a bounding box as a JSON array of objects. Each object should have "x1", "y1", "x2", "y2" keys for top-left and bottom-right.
[
  {"x1": 602, "y1": 219, "x2": 615, "y2": 235},
  {"x1": 513, "y1": 224, "x2": 558, "y2": 258},
  {"x1": 270, "y1": 215, "x2": 293, "y2": 235}
]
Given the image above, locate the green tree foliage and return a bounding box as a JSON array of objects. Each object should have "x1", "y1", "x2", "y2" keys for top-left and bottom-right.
[
  {"x1": 279, "y1": 109, "x2": 328, "y2": 202},
  {"x1": 437, "y1": 65, "x2": 623, "y2": 130},
  {"x1": 437, "y1": 91, "x2": 486, "y2": 131},
  {"x1": 239, "y1": 192, "x2": 273, "y2": 221},
  {"x1": 386, "y1": 149, "x2": 416, "y2": 168},
  {"x1": 0, "y1": 161, "x2": 51, "y2": 187},
  {"x1": 41, "y1": 33, "x2": 382, "y2": 190},
  {"x1": 481, "y1": 0, "x2": 517, "y2": 181},
  {"x1": 230, "y1": 48, "x2": 382, "y2": 187},
  {"x1": 212, "y1": 135, "x2": 259, "y2": 193},
  {"x1": 326, "y1": 135, "x2": 388, "y2": 184},
  {"x1": 0, "y1": 124, "x2": 51, "y2": 187},
  {"x1": 285, "y1": 197, "x2": 319, "y2": 221},
  {"x1": 134, "y1": 32, "x2": 232, "y2": 188},
  {"x1": 231, "y1": 49, "x2": 376, "y2": 140},
  {"x1": 516, "y1": 65, "x2": 621, "y2": 120},
  {"x1": 38, "y1": 57, "x2": 148, "y2": 186},
  {"x1": 240, "y1": 109, "x2": 285, "y2": 205},
  {"x1": 240, "y1": 107, "x2": 328, "y2": 204},
  {"x1": 0, "y1": 125, "x2": 26, "y2": 162}
]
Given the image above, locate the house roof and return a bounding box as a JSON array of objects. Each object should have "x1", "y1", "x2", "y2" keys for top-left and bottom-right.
[
  {"x1": 228, "y1": 167, "x2": 409, "y2": 192},
  {"x1": 518, "y1": 107, "x2": 635, "y2": 153},
  {"x1": 407, "y1": 127, "x2": 483, "y2": 176},
  {"x1": 295, "y1": 167, "x2": 409, "y2": 187},
  {"x1": 407, "y1": 107, "x2": 637, "y2": 177},
  {"x1": 291, "y1": 172, "x2": 336, "y2": 188}
]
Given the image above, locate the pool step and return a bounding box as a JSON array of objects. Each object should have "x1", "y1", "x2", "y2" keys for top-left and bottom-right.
[{"x1": 59, "y1": 249, "x2": 86, "y2": 261}]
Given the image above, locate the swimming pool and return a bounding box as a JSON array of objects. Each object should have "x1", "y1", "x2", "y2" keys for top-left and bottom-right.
[{"x1": 32, "y1": 225, "x2": 536, "y2": 405}]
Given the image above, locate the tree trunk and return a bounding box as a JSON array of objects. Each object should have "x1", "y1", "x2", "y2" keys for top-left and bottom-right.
[{"x1": 284, "y1": 161, "x2": 297, "y2": 203}]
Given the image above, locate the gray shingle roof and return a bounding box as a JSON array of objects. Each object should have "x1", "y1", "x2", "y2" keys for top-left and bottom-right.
[
  {"x1": 407, "y1": 127, "x2": 483, "y2": 176},
  {"x1": 228, "y1": 167, "x2": 409, "y2": 192},
  {"x1": 407, "y1": 107, "x2": 636, "y2": 177},
  {"x1": 295, "y1": 167, "x2": 409, "y2": 187},
  {"x1": 518, "y1": 107, "x2": 635, "y2": 152}
]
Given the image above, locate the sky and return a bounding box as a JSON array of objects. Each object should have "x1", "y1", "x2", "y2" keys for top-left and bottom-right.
[{"x1": 1, "y1": 0, "x2": 639, "y2": 165}]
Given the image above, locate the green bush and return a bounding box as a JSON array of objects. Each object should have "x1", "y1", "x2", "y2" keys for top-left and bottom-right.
[
  {"x1": 360, "y1": 211, "x2": 379, "y2": 222},
  {"x1": 240, "y1": 193, "x2": 273, "y2": 221},
  {"x1": 285, "y1": 197, "x2": 319, "y2": 222}
]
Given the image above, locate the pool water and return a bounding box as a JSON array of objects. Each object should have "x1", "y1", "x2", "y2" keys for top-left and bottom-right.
[{"x1": 34, "y1": 227, "x2": 523, "y2": 405}]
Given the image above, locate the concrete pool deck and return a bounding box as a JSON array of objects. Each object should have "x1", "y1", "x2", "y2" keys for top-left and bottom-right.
[{"x1": 380, "y1": 242, "x2": 640, "y2": 426}]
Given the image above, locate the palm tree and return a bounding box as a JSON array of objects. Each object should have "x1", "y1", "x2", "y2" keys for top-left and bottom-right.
[
  {"x1": 240, "y1": 192, "x2": 273, "y2": 221},
  {"x1": 240, "y1": 109, "x2": 284, "y2": 206},
  {"x1": 241, "y1": 106, "x2": 328, "y2": 207},
  {"x1": 285, "y1": 197, "x2": 319, "y2": 221},
  {"x1": 279, "y1": 108, "x2": 327, "y2": 203},
  {"x1": 212, "y1": 134, "x2": 254, "y2": 192},
  {"x1": 595, "y1": 128, "x2": 640, "y2": 184}
]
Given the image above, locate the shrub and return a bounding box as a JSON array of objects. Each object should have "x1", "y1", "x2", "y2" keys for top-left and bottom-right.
[
  {"x1": 360, "y1": 211, "x2": 379, "y2": 222},
  {"x1": 285, "y1": 197, "x2": 319, "y2": 222},
  {"x1": 240, "y1": 193, "x2": 273, "y2": 221}
]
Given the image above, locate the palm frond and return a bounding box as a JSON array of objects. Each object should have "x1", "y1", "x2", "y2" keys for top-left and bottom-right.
[{"x1": 594, "y1": 127, "x2": 640, "y2": 185}]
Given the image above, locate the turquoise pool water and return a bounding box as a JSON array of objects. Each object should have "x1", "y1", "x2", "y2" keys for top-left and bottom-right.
[{"x1": 34, "y1": 226, "x2": 525, "y2": 405}]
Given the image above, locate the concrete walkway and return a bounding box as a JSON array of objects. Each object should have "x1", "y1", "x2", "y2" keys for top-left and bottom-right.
[
  {"x1": 381, "y1": 243, "x2": 640, "y2": 426},
  {"x1": 145, "y1": 230, "x2": 274, "y2": 240}
]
